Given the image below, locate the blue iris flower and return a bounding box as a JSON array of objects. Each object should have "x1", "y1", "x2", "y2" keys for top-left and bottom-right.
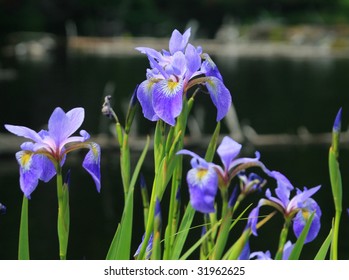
[
  {"x1": 5, "y1": 107, "x2": 101, "y2": 198},
  {"x1": 247, "y1": 171, "x2": 321, "y2": 243},
  {"x1": 136, "y1": 28, "x2": 232, "y2": 126},
  {"x1": 178, "y1": 136, "x2": 266, "y2": 213}
]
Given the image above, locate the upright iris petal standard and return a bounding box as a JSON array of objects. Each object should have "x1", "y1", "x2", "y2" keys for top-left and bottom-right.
[
  {"x1": 136, "y1": 28, "x2": 232, "y2": 126},
  {"x1": 5, "y1": 107, "x2": 101, "y2": 198}
]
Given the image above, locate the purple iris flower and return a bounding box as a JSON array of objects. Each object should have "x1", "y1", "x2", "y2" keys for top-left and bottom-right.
[
  {"x1": 249, "y1": 241, "x2": 294, "y2": 260},
  {"x1": 177, "y1": 136, "x2": 266, "y2": 213},
  {"x1": 4, "y1": 107, "x2": 101, "y2": 198},
  {"x1": 247, "y1": 171, "x2": 321, "y2": 243},
  {"x1": 136, "y1": 28, "x2": 231, "y2": 126}
]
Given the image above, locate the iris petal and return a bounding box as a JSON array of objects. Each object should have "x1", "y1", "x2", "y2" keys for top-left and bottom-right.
[
  {"x1": 187, "y1": 167, "x2": 218, "y2": 213},
  {"x1": 205, "y1": 77, "x2": 232, "y2": 121},
  {"x1": 82, "y1": 143, "x2": 101, "y2": 192},
  {"x1": 292, "y1": 198, "x2": 322, "y2": 243},
  {"x1": 4, "y1": 124, "x2": 43, "y2": 143},
  {"x1": 201, "y1": 54, "x2": 223, "y2": 80},
  {"x1": 169, "y1": 28, "x2": 191, "y2": 54},
  {"x1": 16, "y1": 152, "x2": 42, "y2": 198},
  {"x1": 137, "y1": 79, "x2": 159, "y2": 121},
  {"x1": 185, "y1": 43, "x2": 201, "y2": 77},
  {"x1": 152, "y1": 79, "x2": 184, "y2": 126},
  {"x1": 216, "y1": 136, "x2": 241, "y2": 171},
  {"x1": 48, "y1": 107, "x2": 84, "y2": 146}
]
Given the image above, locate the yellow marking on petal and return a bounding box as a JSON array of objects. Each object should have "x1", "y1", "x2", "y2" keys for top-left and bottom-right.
[
  {"x1": 302, "y1": 209, "x2": 310, "y2": 220},
  {"x1": 90, "y1": 143, "x2": 99, "y2": 161},
  {"x1": 196, "y1": 168, "x2": 208, "y2": 180},
  {"x1": 167, "y1": 80, "x2": 178, "y2": 91},
  {"x1": 20, "y1": 152, "x2": 33, "y2": 170},
  {"x1": 146, "y1": 80, "x2": 156, "y2": 91}
]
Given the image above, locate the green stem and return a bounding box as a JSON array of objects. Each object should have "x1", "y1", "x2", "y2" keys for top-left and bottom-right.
[
  {"x1": 56, "y1": 168, "x2": 69, "y2": 260},
  {"x1": 120, "y1": 132, "x2": 130, "y2": 199},
  {"x1": 18, "y1": 195, "x2": 30, "y2": 260},
  {"x1": 274, "y1": 219, "x2": 290, "y2": 260}
]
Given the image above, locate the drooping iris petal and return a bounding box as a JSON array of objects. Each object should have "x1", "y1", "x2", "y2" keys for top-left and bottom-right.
[
  {"x1": 137, "y1": 79, "x2": 159, "y2": 121},
  {"x1": 152, "y1": 78, "x2": 184, "y2": 126},
  {"x1": 205, "y1": 76, "x2": 232, "y2": 121},
  {"x1": 16, "y1": 151, "x2": 42, "y2": 198},
  {"x1": 186, "y1": 166, "x2": 218, "y2": 213},
  {"x1": 201, "y1": 53, "x2": 223, "y2": 81},
  {"x1": 293, "y1": 198, "x2": 322, "y2": 243},
  {"x1": 169, "y1": 28, "x2": 191, "y2": 54},
  {"x1": 247, "y1": 205, "x2": 261, "y2": 236},
  {"x1": 82, "y1": 143, "x2": 101, "y2": 192},
  {"x1": 216, "y1": 136, "x2": 242, "y2": 171},
  {"x1": 37, "y1": 155, "x2": 56, "y2": 182}
]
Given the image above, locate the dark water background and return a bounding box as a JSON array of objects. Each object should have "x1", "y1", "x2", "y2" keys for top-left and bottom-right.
[{"x1": 1, "y1": 51, "x2": 349, "y2": 259}]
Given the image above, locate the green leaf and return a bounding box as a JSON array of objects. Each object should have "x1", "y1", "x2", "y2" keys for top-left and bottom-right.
[
  {"x1": 170, "y1": 204, "x2": 196, "y2": 260},
  {"x1": 204, "y1": 122, "x2": 220, "y2": 162},
  {"x1": 18, "y1": 195, "x2": 29, "y2": 260},
  {"x1": 314, "y1": 228, "x2": 333, "y2": 260},
  {"x1": 225, "y1": 229, "x2": 250, "y2": 260},
  {"x1": 180, "y1": 221, "x2": 220, "y2": 260},
  {"x1": 106, "y1": 136, "x2": 150, "y2": 260},
  {"x1": 288, "y1": 212, "x2": 315, "y2": 260}
]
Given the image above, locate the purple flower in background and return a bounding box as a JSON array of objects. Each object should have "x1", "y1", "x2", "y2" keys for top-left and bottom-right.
[
  {"x1": 249, "y1": 241, "x2": 294, "y2": 260},
  {"x1": 134, "y1": 233, "x2": 154, "y2": 260},
  {"x1": 0, "y1": 202, "x2": 6, "y2": 215},
  {"x1": 5, "y1": 107, "x2": 101, "y2": 198},
  {"x1": 136, "y1": 28, "x2": 231, "y2": 126},
  {"x1": 247, "y1": 171, "x2": 321, "y2": 243},
  {"x1": 177, "y1": 136, "x2": 267, "y2": 213}
]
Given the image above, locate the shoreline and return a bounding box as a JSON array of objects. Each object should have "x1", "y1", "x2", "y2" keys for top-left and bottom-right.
[{"x1": 66, "y1": 36, "x2": 349, "y2": 59}]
